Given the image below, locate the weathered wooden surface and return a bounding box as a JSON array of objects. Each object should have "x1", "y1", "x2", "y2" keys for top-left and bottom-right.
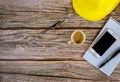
[
  {"x1": 0, "y1": 29, "x2": 99, "y2": 60},
  {"x1": 0, "y1": 0, "x2": 120, "y2": 82},
  {"x1": 0, "y1": 0, "x2": 120, "y2": 28},
  {"x1": 0, "y1": 74, "x2": 111, "y2": 82},
  {"x1": 0, "y1": 61, "x2": 120, "y2": 81}
]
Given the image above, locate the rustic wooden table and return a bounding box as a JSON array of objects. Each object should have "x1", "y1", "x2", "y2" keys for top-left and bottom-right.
[{"x1": 0, "y1": 0, "x2": 120, "y2": 82}]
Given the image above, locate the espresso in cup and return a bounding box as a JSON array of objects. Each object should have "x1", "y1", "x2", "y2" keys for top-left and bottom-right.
[{"x1": 71, "y1": 30, "x2": 86, "y2": 45}]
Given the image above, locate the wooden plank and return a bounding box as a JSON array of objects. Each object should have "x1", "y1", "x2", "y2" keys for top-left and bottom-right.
[
  {"x1": 0, "y1": 61, "x2": 110, "y2": 80},
  {"x1": 0, "y1": 73, "x2": 110, "y2": 82},
  {"x1": 0, "y1": 0, "x2": 120, "y2": 28},
  {"x1": 0, "y1": 29, "x2": 99, "y2": 60},
  {"x1": 0, "y1": 61, "x2": 120, "y2": 81}
]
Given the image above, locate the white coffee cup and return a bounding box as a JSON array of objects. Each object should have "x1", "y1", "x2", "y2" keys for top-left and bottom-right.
[{"x1": 69, "y1": 30, "x2": 86, "y2": 45}]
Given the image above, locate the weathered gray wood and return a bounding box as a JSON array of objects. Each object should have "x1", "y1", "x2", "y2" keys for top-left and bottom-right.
[
  {"x1": 0, "y1": 29, "x2": 99, "y2": 60},
  {"x1": 0, "y1": 0, "x2": 120, "y2": 28},
  {"x1": 0, "y1": 73, "x2": 110, "y2": 82},
  {"x1": 0, "y1": 61, "x2": 109, "y2": 80},
  {"x1": 0, "y1": 61, "x2": 120, "y2": 81},
  {"x1": 0, "y1": 0, "x2": 120, "y2": 81}
]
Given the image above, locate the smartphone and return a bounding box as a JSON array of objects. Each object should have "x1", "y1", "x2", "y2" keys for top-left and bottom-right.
[{"x1": 90, "y1": 29, "x2": 118, "y2": 58}]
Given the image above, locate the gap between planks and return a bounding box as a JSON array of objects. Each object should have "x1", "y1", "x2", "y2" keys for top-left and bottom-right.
[
  {"x1": 0, "y1": 73, "x2": 112, "y2": 82},
  {"x1": 0, "y1": 59, "x2": 86, "y2": 61},
  {"x1": 0, "y1": 27, "x2": 101, "y2": 30}
]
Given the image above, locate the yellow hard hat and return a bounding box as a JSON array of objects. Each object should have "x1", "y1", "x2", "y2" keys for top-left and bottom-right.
[{"x1": 72, "y1": 0, "x2": 120, "y2": 21}]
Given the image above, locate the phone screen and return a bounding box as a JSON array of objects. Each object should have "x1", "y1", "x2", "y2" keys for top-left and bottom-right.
[{"x1": 92, "y1": 31, "x2": 116, "y2": 56}]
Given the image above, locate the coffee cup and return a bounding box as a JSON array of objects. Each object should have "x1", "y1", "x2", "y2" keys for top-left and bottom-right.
[{"x1": 69, "y1": 30, "x2": 86, "y2": 45}]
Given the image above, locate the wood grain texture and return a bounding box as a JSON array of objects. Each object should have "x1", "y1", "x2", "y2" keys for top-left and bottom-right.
[
  {"x1": 0, "y1": 0, "x2": 120, "y2": 81},
  {"x1": 0, "y1": 29, "x2": 99, "y2": 60},
  {"x1": 0, "y1": 0, "x2": 120, "y2": 28},
  {"x1": 0, "y1": 61, "x2": 108, "y2": 80},
  {"x1": 0, "y1": 73, "x2": 110, "y2": 82},
  {"x1": 0, "y1": 61, "x2": 120, "y2": 81}
]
